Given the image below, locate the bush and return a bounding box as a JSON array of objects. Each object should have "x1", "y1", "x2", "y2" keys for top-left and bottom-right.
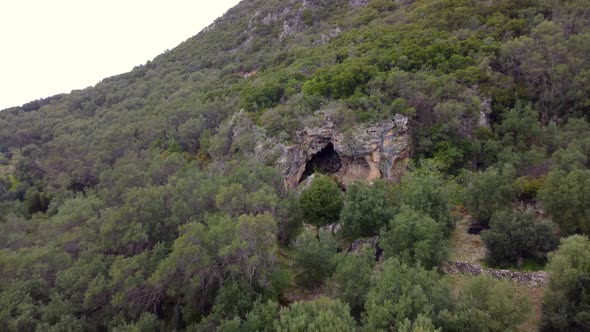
[
  {"x1": 542, "y1": 235, "x2": 590, "y2": 331},
  {"x1": 340, "y1": 180, "x2": 394, "y2": 239},
  {"x1": 481, "y1": 210, "x2": 558, "y2": 267},
  {"x1": 379, "y1": 206, "x2": 449, "y2": 269}
]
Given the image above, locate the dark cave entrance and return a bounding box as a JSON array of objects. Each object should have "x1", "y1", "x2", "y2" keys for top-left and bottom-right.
[{"x1": 299, "y1": 142, "x2": 342, "y2": 183}]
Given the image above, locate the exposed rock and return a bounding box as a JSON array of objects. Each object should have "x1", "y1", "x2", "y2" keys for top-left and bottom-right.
[
  {"x1": 280, "y1": 19, "x2": 300, "y2": 40},
  {"x1": 478, "y1": 110, "x2": 489, "y2": 127},
  {"x1": 442, "y1": 261, "x2": 549, "y2": 287},
  {"x1": 441, "y1": 261, "x2": 483, "y2": 276},
  {"x1": 348, "y1": 236, "x2": 379, "y2": 254},
  {"x1": 349, "y1": 0, "x2": 370, "y2": 7},
  {"x1": 276, "y1": 112, "x2": 411, "y2": 188},
  {"x1": 224, "y1": 110, "x2": 411, "y2": 190},
  {"x1": 319, "y1": 27, "x2": 342, "y2": 44}
]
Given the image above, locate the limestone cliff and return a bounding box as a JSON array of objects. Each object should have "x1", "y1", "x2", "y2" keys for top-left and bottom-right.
[
  {"x1": 224, "y1": 110, "x2": 411, "y2": 188},
  {"x1": 273, "y1": 112, "x2": 411, "y2": 188}
]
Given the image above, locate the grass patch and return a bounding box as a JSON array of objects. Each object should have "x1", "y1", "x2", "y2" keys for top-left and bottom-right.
[{"x1": 449, "y1": 217, "x2": 487, "y2": 264}]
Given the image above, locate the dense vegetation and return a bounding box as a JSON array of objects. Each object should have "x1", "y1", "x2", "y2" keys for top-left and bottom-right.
[{"x1": 1, "y1": 0, "x2": 589, "y2": 330}]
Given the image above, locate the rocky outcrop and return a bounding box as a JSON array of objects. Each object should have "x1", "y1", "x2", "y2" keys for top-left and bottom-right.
[
  {"x1": 349, "y1": 0, "x2": 370, "y2": 7},
  {"x1": 222, "y1": 110, "x2": 411, "y2": 189},
  {"x1": 442, "y1": 261, "x2": 549, "y2": 287},
  {"x1": 275, "y1": 113, "x2": 411, "y2": 188}
]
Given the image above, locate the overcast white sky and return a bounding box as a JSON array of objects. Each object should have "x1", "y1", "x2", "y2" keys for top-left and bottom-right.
[{"x1": 0, "y1": 0, "x2": 241, "y2": 110}]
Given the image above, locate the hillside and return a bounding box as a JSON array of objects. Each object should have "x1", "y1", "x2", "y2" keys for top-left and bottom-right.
[{"x1": 1, "y1": 0, "x2": 590, "y2": 330}]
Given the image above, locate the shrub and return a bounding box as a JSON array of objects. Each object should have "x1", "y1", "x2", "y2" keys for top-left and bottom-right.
[{"x1": 481, "y1": 210, "x2": 559, "y2": 267}]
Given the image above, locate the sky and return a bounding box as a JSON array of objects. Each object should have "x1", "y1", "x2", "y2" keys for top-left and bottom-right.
[{"x1": 0, "y1": 0, "x2": 241, "y2": 110}]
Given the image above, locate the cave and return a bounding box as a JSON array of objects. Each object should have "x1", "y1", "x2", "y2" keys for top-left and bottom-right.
[{"x1": 299, "y1": 142, "x2": 342, "y2": 183}]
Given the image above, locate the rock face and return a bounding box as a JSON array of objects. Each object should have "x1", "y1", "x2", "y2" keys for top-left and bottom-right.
[{"x1": 276, "y1": 113, "x2": 411, "y2": 188}]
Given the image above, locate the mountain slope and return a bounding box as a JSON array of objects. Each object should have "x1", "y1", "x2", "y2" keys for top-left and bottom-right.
[{"x1": 0, "y1": 0, "x2": 589, "y2": 330}]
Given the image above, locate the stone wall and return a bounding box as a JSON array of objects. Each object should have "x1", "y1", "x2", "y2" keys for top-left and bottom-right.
[{"x1": 442, "y1": 261, "x2": 549, "y2": 287}]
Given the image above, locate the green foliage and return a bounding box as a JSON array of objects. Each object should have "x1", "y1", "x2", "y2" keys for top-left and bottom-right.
[
  {"x1": 242, "y1": 81, "x2": 285, "y2": 112},
  {"x1": 539, "y1": 169, "x2": 590, "y2": 235},
  {"x1": 464, "y1": 165, "x2": 517, "y2": 226},
  {"x1": 299, "y1": 175, "x2": 343, "y2": 232},
  {"x1": 242, "y1": 300, "x2": 280, "y2": 332},
  {"x1": 275, "y1": 298, "x2": 357, "y2": 332},
  {"x1": 328, "y1": 249, "x2": 374, "y2": 318},
  {"x1": 364, "y1": 258, "x2": 451, "y2": 331},
  {"x1": 340, "y1": 179, "x2": 394, "y2": 239},
  {"x1": 440, "y1": 277, "x2": 530, "y2": 332},
  {"x1": 292, "y1": 232, "x2": 336, "y2": 289},
  {"x1": 496, "y1": 105, "x2": 544, "y2": 150},
  {"x1": 149, "y1": 212, "x2": 278, "y2": 325},
  {"x1": 481, "y1": 210, "x2": 559, "y2": 267},
  {"x1": 303, "y1": 59, "x2": 379, "y2": 99},
  {"x1": 275, "y1": 193, "x2": 304, "y2": 245},
  {"x1": 542, "y1": 235, "x2": 590, "y2": 331},
  {"x1": 399, "y1": 314, "x2": 441, "y2": 332},
  {"x1": 514, "y1": 175, "x2": 545, "y2": 201},
  {"x1": 380, "y1": 206, "x2": 449, "y2": 269},
  {"x1": 397, "y1": 161, "x2": 456, "y2": 235}
]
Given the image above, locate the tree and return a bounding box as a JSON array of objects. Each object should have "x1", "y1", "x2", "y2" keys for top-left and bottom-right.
[
  {"x1": 440, "y1": 277, "x2": 529, "y2": 332},
  {"x1": 275, "y1": 298, "x2": 357, "y2": 332},
  {"x1": 481, "y1": 210, "x2": 559, "y2": 267},
  {"x1": 364, "y1": 258, "x2": 451, "y2": 331},
  {"x1": 464, "y1": 165, "x2": 517, "y2": 226},
  {"x1": 292, "y1": 232, "x2": 336, "y2": 289},
  {"x1": 543, "y1": 235, "x2": 590, "y2": 331},
  {"x1": 328, "y1": 249, "x2": 374, "y2": 318},
  {"x1": 379, "y1": 206, "x2": 449, "y2": 269},
  {"x1": 299, "y1": 175, "x2": 343, "y2": 235},
  {"x1": 242, "y1": 300, "x2": 280, "y2": 332},
  {"x1": 539, "y1": 169, "x2": 590, "y2": 235},
  {"x1": 397, "y1": 161, "x2": 455, "y2": 235},
  {"x1": 275, "y1": 193, "x2": 304, "y2": 245},
  {"x1": 340, "y1": 179, "x2": 394, "y2": 239},
  {"x1": 149, "y1": 213, "x2": 279, "y2": 326},
  {"x1": 399, "y1": 315, "x2": 441, "y2": 332}
]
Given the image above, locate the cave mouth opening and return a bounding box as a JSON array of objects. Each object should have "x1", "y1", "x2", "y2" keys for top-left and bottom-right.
[{"x1": 299, "y1": 142, "x2": 342, "y2": 183}]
